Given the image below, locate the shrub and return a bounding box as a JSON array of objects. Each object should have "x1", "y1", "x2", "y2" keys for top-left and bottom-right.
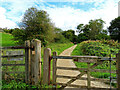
[{"x1": 80, "y1": 40, "x2": 119, "y2": 57}]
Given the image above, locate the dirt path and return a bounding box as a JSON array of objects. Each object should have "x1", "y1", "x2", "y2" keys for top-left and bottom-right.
[{"x1": 56, "y1": 45, "x2": 111, "y2": 89}]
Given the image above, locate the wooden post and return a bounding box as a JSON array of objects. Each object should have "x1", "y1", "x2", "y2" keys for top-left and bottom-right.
[
  {"x1": 116, "y1": 51, "x2": 120, "y2": 89},
  {"x1": 53, "y1": 52, "x2": 57, "y2": 85},
  {"x1": 0, "y1": 42, "x2": 2, "y2": 90},
  {"x1": 25, "y1": 40, "x2": 31, "y2": 83},
  {"x1": 31, "y1": 39, "x2": 41, "y2": 85},
  {"x1": 87, "y1": 62, "x2": 91, "y2": 89},
  {"x1": 43, "y1": 48, "x2": 51, "y2": 85}
]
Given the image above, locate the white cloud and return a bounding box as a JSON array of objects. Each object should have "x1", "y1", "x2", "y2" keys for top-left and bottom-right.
[
  {"x1": 0, "y1": 0, "x2": 119, "y2": 32},
  {"x1": 0, "y1": 7, "x2": 17, "y2": 28},
  {"x1": 44, "y1": 0, "x2": 119, "y2": 32},
  {"x1": 42, "y1": 0, "x2": 104, "y2": 3}
]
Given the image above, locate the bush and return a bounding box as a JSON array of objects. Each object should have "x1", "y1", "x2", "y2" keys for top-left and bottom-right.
[
  {"x1": 100, "y1": 39, "x2": 120, "y2": 49},
  {"x1": 80, "y1": 40, "x2": 119, "y2": 57},
  {"x1": 12, "y1": 29, "x2": 26, "y2": 45}
]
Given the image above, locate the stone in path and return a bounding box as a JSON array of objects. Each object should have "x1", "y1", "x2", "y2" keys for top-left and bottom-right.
[{"x1": 56, "y1": 45, "x2": 111, "y2": 89}]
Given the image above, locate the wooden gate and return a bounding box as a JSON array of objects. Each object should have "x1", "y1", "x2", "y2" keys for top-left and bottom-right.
[
  {"x1": 1, "y1": 39, "x2": 41, "y2": 85},
  {"x1": 43, "y1": 48, "x2": 120, "y2": 89}
]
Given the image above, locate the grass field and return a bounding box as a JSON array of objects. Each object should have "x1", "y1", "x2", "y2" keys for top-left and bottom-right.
[{"x1": 1, "y1": 32, "x2": 18, "y2": 47}]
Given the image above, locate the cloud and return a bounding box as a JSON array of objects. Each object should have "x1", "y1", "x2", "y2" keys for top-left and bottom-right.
[
  {"x1": 44, "y1": 0, "x2": 118, "y2": 31},
  {"x1": 0, "y1": 7, "x2": 17, "y2": 28},
  {"x1": 0, "y1": 0, "x2": 119, "y2": 31}
]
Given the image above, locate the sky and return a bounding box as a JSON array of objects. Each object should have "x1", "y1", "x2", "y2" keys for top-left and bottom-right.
[{"x1": 0, "y1": 0, "x2": 119, "y2": 33}]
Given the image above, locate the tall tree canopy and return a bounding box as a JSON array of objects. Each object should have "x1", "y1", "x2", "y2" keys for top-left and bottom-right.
[
  {"x1": 108, "y1": 16, "x2": 120, "y2": 41},
  {"x1": 62, "y1": 30, "x2": 77, "y2": 43},
  {"x1": 77, "y1": 19, "x2": 106, "y2": 40},
  {"x1": 18, "y1": 7, "x2": 56, "y2": 45}
]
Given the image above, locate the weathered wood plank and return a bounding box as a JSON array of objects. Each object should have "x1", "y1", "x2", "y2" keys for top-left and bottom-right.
[
  {"x1": 90, "y1": 78, "x2": 110, "y2": 82},
  {"x1": 57, "y1": 66, "x2": 87, "y2": 71},
  {"x1": 0, "y1": 46, "x2": 25, "y2": 49},
  {"x1": 78, "y1": 58, "x2": 97, "y2": 63},
  {"x1": 58, "y1": 82, "x2": 116, "y2": 89},
  {"x1": 57, "y1": 67, "x2": 116, "y2": 73},
  {"x1": 6, "y1": 50, "x2": 23, "y2": 55},
  {"x1": 56, "y1": 75, "x2": 87, "y2": 80},
  {"x1": 43, "y1": 48, "x2": 51, "y2": 85},
  {"x1": 2, "y1": 64, "x2": 25, "y2": 66},
  {"x1": 87, "y1": 63, "x2": 91, "y2": 88},
  {"x1": 53, "y1": 55, "x2": 116, "y2": 61},
  {"x1": 25, "y1": 40, "x2": 31, "y2": 83},
  {"x1": 91, "y1": 69, "x2": 116, "y2": 73},
  {"x1": 116, "y1": 51, "x2": 120, "y2": 89},
  {"x1": 57, "y1": 82, "x2": 87, "y2": 88},
  {"x1": 2, "y1": 55, "x2": 24, "y2": 58},
  {"x1": 56, "y1": 75, "x2": 110, "y2": 83},
  {"x1": 53, "y1": 56, "x2": 72, "y2": 59},
  {"x1": 31, "y1": 39, "x2": 41, "y2": 85},
  {"x1": 53, "y1": 52, "x2": 57, "y2": 85},
  {"x1": 2, "y1": 71, "x2": 25, "y2": 74}
]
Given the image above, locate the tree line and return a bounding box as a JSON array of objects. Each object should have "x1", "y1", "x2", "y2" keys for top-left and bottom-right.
[{"x1": 2, "y1": 7, "x2": 120, "y2": 46}]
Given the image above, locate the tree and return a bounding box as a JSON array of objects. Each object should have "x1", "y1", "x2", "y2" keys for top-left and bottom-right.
[
  {"x1": 12, "y1": 28, "x2": 26, "y2": 44},
  {"x1": 88, "y1": 19, "x2": 105, "y2": 39},
  {"x1": 108, "y1": 16, "x2": 120, "y2": 41},
  {"x1": 18, "y1": 7, "x2": 56, "y2": 45},
  {"x1": 54, "y1": 28, "x2": 69, "y2": 43},
  {"x1": 77, "y1": 33, "x2": 88, "y2": 42},
  {"x1": 77, "y1": 19, "x2": 106, "y2": 40},
  {"x1": 62, "y1": 30, "x2": 77, "y2": 43}
]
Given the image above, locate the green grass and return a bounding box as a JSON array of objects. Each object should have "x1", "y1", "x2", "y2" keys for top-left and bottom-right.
[
  {"x1": 0, "y1": 32, "x2": 2, "y2": 46},
  {"x1": 46, "y1": 42, "x2": 74, "y2": 55},
  {"x1": 71, "y1": 43, "x2": 83, "y2": 56},
  {"x1": 1, "y1": 32, "x2": 18, "y2": 47}
]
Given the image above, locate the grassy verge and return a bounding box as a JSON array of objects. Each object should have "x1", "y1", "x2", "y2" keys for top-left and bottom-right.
[{"x1": 1, "y1": 32, "x2": 18, "y2": 46}]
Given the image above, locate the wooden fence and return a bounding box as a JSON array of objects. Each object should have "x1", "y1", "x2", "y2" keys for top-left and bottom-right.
[
  {"x1": 43, "y1": 48, "x2": 120, "y2": 89},
  {"x1": 1, "y1": 39, "x2": 41, "y2": 85}
]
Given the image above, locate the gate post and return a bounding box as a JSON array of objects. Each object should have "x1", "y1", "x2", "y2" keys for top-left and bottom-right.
[
  {"x1": 87, "y1": 62, "x2": 91, "y2": 89},
  {"x1": 43, "y1": 48, "x2": 51, "y2": 85},
  {"x1": 25, "y1": 40, "x2": 31, "y2": 84},
  {"x1": 53, "y1": 52, "x2": 57, "y2": 85},
  {"x1": 31, "y1": 39, "x2": 41, "y2": 85},
  {"x1": 116, "y1": 51, "x2": 120, "y2": 89}
]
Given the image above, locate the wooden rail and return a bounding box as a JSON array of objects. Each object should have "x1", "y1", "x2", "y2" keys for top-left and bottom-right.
[
  {"x1": 57, "y1": 67, "x2": 116, "y2": 73},
  {"x1": 2, "y1": 55, "x2": 24, "y2": 58},
  {"x1": 52, "y1": 56, "x2": 116, "y2": 61},
  {"x1": 2, "y1": 71, "x2": 25, "y2": 74},
  {"x1": 2, "y1": 64, "x2": 25, "y2": 66},
  {"x1": 0, "y1": 46, "x2": 33, "y2": 49}
]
